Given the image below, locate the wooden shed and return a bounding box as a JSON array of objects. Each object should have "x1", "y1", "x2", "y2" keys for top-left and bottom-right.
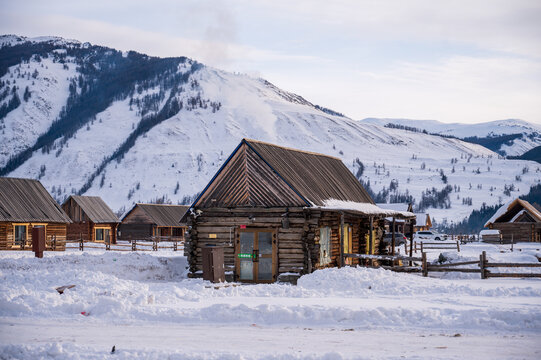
[
  {"x1": 62, "y1": 195, "x2": 119, "y2": 244},
  {"x1": 183, "y1": 139, "x2": 414, "y2": 283},
  {"x1": 0, "y1": 177, "x2": 71, "y2": 250},
  {"x1": 485, "y1": 199, "x2": 541, "y2": 242},
  {"x1": 119, "y1": 203, "x2": 189, "y2": 240}
]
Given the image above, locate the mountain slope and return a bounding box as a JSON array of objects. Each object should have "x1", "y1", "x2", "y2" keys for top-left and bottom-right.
[
  {"x1": 2, "y1": 35, "x2": 540, "y2": 225},
  {"x1": 361, "y1": 118, "x2": 541, "y2": 156}
]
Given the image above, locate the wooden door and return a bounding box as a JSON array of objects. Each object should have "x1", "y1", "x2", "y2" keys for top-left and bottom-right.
[
  {"x1": 236, "y1": 228, "x2": 277, "y2": 282},
  {"x1": 340, "y1": 225, "x2": 353, "y2": 265}
]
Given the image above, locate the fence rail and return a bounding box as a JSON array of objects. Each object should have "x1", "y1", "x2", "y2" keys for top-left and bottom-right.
[
  {"x1": 414, "y1": 241, "x2": 460, "y2": 253},
  {"x1": 346, "y1": 251, "x2": 541, "y2": 279},
  {"x1": 64, "y1": 237, "x2": 183, "y2": 252}
]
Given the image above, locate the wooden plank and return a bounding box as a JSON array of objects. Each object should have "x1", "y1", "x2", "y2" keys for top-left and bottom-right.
[
  {"x1": 485, "y1": 263, "x2": 541, "y2": 268},
  {"x1": 428, "y1": 260, "x2": 480, "y2": 267},
  {"x1": 426, "y1": 267, "x2": 481, "y2": 273},
  {"x1": 487, "y1": 273, "x2": 541, "y2": 278}
]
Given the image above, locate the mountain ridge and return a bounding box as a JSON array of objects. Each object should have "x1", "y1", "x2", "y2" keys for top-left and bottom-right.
[{"x1": 1, "y1": 35, "x2": 540, "y2": 228}]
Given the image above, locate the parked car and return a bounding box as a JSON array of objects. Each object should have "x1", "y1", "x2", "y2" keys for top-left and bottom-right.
[
  {"x1": 414, "y1": 230, "x2": 447, "y2": 241},
  {"x1": 382, "y1": 232, "x2": 407, "y2": 246}
]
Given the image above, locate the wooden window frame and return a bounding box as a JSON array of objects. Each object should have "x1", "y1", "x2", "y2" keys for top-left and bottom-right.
[
  {"x1": 319, "y1": 227, "x2": 332, "y2": 266},
  {"x1": 94, "y1": 226, "x2": 111, "y2": 243},
  {"x1": 12, "y1": 223, "x2": 29, "y2": 248}
]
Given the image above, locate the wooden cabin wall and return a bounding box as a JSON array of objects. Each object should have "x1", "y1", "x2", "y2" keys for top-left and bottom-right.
[
  {"x1": 118, "y1": 224, "x2": 154, "y2": 240},
  {"x1": 62, "y1": 198, "x2": 90, "y2": 223},
  {"x1": 66, "y1": 221, "x2": 92, "y2": 241},
  {"x1": 492, "y1": 223, "x2": 540, "y2": 242},
  {"x1": 0, "y1": 223, "x2": 7, "y2": 250},
  {"x1": 0, "y1": 222, "x2": 66, "y2": 250},
  {"x1": 186, "y1": 207, "x2": 316, "y2": 278}
]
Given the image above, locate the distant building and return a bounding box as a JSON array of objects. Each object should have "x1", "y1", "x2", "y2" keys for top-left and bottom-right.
[
  {"x1": 376, "y1": 203, "x2": 414, "y2": 234},
  {"x1": 0, "y1": 177, "x2": 71, "y2": 250},
  {"x1": 485, "y1": 199, "x2": 541, "y2": 242},
  {"x1": 62, "y1": 195, "x2": 119, "y2": 244},
  {"x1": 119, "y1": 204, "x2": 189, "y2": 240},
  {"x1": 413, "y1": 213, "x2": 432, "y2": 232}
]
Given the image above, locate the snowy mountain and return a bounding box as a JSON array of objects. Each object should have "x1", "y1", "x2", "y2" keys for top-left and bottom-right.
[
  {"x1": 361, "y1": 118, "x2": 541, "y2": 156},
  {"x1": 1, "y1": 35, "x2": 540, "y2": 226}
]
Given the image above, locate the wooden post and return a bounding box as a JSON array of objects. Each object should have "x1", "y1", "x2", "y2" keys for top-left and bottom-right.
[
  {"x1": 422, "y1": 252, "x2": 428, "y2": 277},
  {"x1": 420, "y1": 242, "x2": 424, "y2": 253},
  {"x1": 173, "y1": 241, "x2": 178, "y2": 251},
  {"x1": 480, "y1": 251, "x2": 487, "y2": 279},
  {"x1": 391, "y1": 217, "x2": 396, "y2": 256},
  {"x1": 79, "y1": 237, "x2": 83, "y2": 251},
  {"x1": 339, "y1": 212, "x2": 345, "y2": 268},
  {"x1": 52, "y1": 235, "x2": 56, "y2": 251},
  {"x1": 369, "y1": 216, "x2": 373, "y2": 256},
  {"x1": 132, "y1": 241, "x2": 136, "y2": 251},
  {"x1": 404, "y1": 242, "x2": 408, "y2": 256},
  {"x1": 409, "y1": 220, "x2": 415, "y2": 266},
  {"x1": 456, "y1": 240, "x2": 460, "y2": 252}
]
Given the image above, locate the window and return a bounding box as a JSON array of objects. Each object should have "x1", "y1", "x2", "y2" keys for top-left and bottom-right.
[
  {"x1": 95, "y1": 228, "x2": 104, "y2": 241},
  {"x1": 319, "y1": 227, "x2": 331, "y2": 265},
  {"x1": 172, "y1": 227, "x2": 184, "y2": 237},
  {"x1": 14, "y1": 225, "x2": 27, "y2": 246}
]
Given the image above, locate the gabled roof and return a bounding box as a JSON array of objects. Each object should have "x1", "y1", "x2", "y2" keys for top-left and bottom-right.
[
  {"x1": 485, "y1": 198, "x2": 541, "y2": 227},
  {"x1": 414, "y1": 213, "x2": 431, "y2": 227},
  {"x1": 64, "y1": 195, "x2": 119, "y2": 223},
  {"x1": 0, "y1": 177, "x2": 71, "y2": 223},
  {"x1": 193, "y1": 139, "x2": 373, "y2": 209},
  {"x1": 122, "y1": 203, "x2": 189, "y2": 227}
]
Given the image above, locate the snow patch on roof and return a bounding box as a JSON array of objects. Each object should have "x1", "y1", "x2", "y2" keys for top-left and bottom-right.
[{"x1": 314, "y1": 199, "x2": 415, "y2": 218}]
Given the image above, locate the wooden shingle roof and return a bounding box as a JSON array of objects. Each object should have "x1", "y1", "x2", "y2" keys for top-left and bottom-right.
[
  {"x1": 193, "y1": 139, "x2": 374, "y2": 208},
  {"x1": 0, "y1": 177, "x2": 71, "y2": 223},
  {"x1": 485, "y1": 198, "x2": 541, "y2": 226},
  {"x1": 64, "y1": 195, "x2": 119, "y2": 223},
  {"x1": 123, "y1": 204, "x2": 189, "y2": 227}
]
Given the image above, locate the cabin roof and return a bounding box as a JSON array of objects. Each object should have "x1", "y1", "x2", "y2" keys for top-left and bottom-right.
[
  {"x1": 192, "y1": 139, "x2": 374, "y2": 210},
  {"x1": 64, "y1": 195, "x2": 119, "y2": 223},
  {"x1": 246, "y1": 139, "x2": 373, "y2": 206},
  {"x1": 376, "y1": 203, "x2": 413, "y2": 213},
  {"x1": 0, "y1": 177, "x2": 72, "y2": 223},
  {"x1": 413, "y1": 213, "x2": 431, "y2": 226},
  {"x1": 485, "y1": 198, "x2": 541, "y2": 227},
  {"x1": 123, "y1": 203, "x2": 189, "y2": 227}
]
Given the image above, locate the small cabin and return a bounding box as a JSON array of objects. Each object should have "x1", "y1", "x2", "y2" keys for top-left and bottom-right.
[
  {"x1": 119, "y1": 204, "x2": 189, "y2": 240},
  {"x1": 0, "y1": 177, "x2": 71, "y2": 250},
  {"x1": 413, "y1": 213, "x2": 431, "y2": 232},
  {"x1": 485, "y1": 199, "x2": 541, "y2": 242},
  {"x1": 184, "y1": 139, "x2": 414, "y2": 283},
  {"x1": 62, "y1": 195, "x2": 119, "y2": 244}
]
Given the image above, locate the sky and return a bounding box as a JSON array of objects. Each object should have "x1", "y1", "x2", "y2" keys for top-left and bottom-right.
[{"x1": 1, "y1": 0, "x2": 541, "y2": 124}]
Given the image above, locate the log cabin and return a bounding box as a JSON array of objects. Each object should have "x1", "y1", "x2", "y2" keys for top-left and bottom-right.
[
  {"x1": 413, "y1": 213, "x2": 431, "y2": 232},
  {"x1": 119, "y1": 203, "x2": 189, "y2": 240},
  {"x1": 0, "y1": 177, "x2": 71, "y2": 250},
  {"x1": 62, "y1": 195, "x2": 119, "y2": 244},
  {"x1": 183, "y1": 139, "x2": 415, "y2": 283},
  {"x1": 485, "y1": 199, "x2": 541, "y2": 242}
]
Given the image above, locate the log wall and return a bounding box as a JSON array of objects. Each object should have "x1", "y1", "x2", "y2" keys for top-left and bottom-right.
[
  {"x1": 0, "y1": 222, "x2": 66, "y2": 251},
  {"x1": 492, "y1": 223, "x2": 541, "y2": 242}
]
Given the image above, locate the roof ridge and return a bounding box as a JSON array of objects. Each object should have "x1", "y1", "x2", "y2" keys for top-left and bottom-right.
[{"x1": 243, "y1": 138, "x2": 342, "y2": 160}]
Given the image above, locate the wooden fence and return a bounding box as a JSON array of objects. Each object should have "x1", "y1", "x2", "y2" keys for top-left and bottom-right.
[
  {"x1": 345, "y1": 251, "x2": 541, "y2": 279},
  {"x1": 414, "y1": 240, "x2": 460, "y2": 253},
  {"x1": 64, "y1": 237, "x2": 184, "y2": 252}
]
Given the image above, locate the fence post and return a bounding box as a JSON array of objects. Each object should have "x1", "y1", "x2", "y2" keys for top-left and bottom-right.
[
  {"x1": 79, "y1": 238, "x2": 84, "y2": 251},
  {"x1": 480, "y1": 251, "x2": 487, "y2": 279},
  {"x1": 106, "y1": 242, "x2": 110, "y2": 251},
  {"x1": 422, "y1": 252, "x2": 428, "y2": 277},
  {"x1": 52, "y1": 235, "x2": 56, "y2": 251},
  {"x1": 132, "y1": 241, "x2": 136, "y2": 251},
  {"x1": 173, "y1": 241, "x2": 178, "y2": 251},
  {"x1": 456, "y1": 240, "x2": 460, "y2": 252},
  {"x1": 420, "y1": 242, "x2": 424, "y2": 253},
  {"x1": 153, "y1": 240, "x2": 157, "y2": 251}
]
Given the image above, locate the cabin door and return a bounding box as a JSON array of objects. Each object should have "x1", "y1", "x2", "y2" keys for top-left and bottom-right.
[
  {"x1": 237, "y1": 229, "x2": 276, "y2": 282},
  {"x1": 340, "y1": 225, "x2": 353, "y2": 265}
]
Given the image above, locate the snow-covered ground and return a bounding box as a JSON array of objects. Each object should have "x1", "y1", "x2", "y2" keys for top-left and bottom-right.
[{"x1": 1, "y1": 243, "x2": 540, "y2": 359}]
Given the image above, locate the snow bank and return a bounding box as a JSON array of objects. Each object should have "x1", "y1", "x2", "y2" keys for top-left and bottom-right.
[{"x1": 316, "y1": 199, "x2": 415, "y2": 218}]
